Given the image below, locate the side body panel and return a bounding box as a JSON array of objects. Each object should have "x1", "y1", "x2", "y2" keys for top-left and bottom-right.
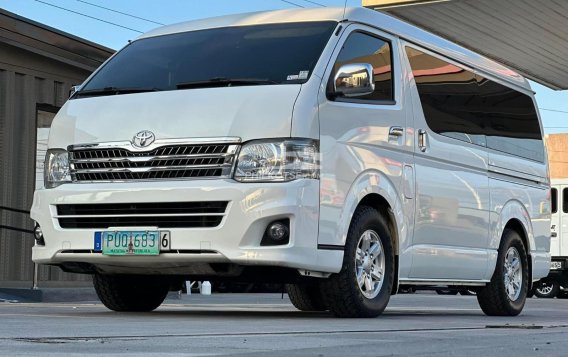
[
  {"x1": 402, "y1": 43, "x2": 490, "y2": 281},
  {"x1": 488, "y1": 156, "x2": 550, "y2": 280},
  {"x1": 317, "y1": 24, "x2": 415, "y2": 276}
]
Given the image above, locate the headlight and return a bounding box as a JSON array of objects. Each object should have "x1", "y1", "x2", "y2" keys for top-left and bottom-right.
[
  {"x1": 44, "y1": 149, "x2": 71, "y2": 188},
  {"x1": 234, "y1": 139, "x2": 319, "y2": 182}
]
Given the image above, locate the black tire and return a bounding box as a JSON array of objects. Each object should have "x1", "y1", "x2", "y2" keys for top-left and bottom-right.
[
  {"x1": 476, "y1": 229, "x2": 529, "y2": 316},
  {"x1": 534, "y1": 281, "x2": 560, "y2": 298},
  {"x1": 93, "y1": 274, "x2": 170, "y2": 312},
  {"x1": 320, "y1": 206, "x2": 394, "y2": 318},
  {"x1": 286, "y1": 283, "x2": 327, "y2": 311},
  {"x1": 436, "y1": 289, "x2": 458, "y2": 295},
  {"x1": 527, "y1": 287, "x2": 535, "y2": 298}
]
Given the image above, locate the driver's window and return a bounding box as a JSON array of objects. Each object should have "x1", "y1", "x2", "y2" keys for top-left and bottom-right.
[{"x1": 332, "y1": 31, "x2": 393, "y2": 103}]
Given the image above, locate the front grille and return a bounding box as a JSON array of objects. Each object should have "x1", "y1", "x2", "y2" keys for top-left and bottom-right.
[
  {"x1": 56, "y1": 201, "x2": 229, "y2": 229},
  {"x1": 69, "y1": 143, "x2": 238, "y2": 182}
]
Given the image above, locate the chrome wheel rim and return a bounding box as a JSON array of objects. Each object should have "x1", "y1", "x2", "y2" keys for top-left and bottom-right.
[
  {"x1": 355, "y1": 230, "x2": 385, "y2": 299},
  {"x1": 504, "y1": 247, "x2": 522, "y2": 301},
  {"x1": 536, "y1": 283, "x2": 553, "y2": 295}
]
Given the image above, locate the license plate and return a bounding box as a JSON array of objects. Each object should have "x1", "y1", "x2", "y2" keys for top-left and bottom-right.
[
  {"x1": 551, "y1": 261, "x2": 563, "y2": 270},
  {"x1": 94, "y1": 231, "x2": 170, "y2": 255}
]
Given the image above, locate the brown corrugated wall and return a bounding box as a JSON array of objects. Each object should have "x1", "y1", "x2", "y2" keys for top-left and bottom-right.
[{"x1": 546, "y1": 134, "x2": 568, "y2": 180}]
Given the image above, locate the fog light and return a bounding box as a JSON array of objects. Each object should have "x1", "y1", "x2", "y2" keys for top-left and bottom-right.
[
  {"x1": 34, "y1": 223, "x2": 45, "y2": 246},
  {"x1": 261, "y1": 219, "x2": 290, "y2": 246},
  {"x1": 269, "y1": 222, "x2": 288, "y2": 241}
]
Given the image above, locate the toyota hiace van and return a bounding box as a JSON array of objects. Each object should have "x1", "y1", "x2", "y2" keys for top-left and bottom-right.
[{"x1": 31, "y1": 7, "x2": 551, "y2": 317}]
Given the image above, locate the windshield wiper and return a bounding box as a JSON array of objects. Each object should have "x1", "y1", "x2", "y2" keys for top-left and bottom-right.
[
  {"x1": 74, "y1": 87, "x2": 160, "y2": 98},
  {"x1": 176, "y1": 77, "x2": 278, "y2": 89}
]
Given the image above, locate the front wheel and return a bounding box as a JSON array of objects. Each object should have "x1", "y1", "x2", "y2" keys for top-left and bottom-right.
[
  {"x1": 286, "y1": 283, "x2": 327, "y2": 311},
  {"x1": 534, "y1": 281, "x2": 559, "y2": 298},
  {"x1": 476, "y1": 229, "x2": 529, "y2": 316},
  {"x1": 320, "y1": 206, "x2": 394, "y2": 318},
  {"x1": 94, "y1": 274, "x2": 170, "y2": 312}
]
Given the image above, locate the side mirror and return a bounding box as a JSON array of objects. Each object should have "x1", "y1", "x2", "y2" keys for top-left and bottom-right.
[
  {"x1": 69, "y1": 85, "x2": 81, "y2": 98},
  {"x1": 333, "y1": 63, "x2": 375, "y2": 98}
]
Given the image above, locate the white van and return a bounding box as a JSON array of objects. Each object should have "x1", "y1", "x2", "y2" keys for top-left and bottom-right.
[
  {"x1": 31, "y1": 7, "x2": 551, "y2": 317},
  {"x1": 532, "y1": 179, "x2": 568, "y2": 298}
]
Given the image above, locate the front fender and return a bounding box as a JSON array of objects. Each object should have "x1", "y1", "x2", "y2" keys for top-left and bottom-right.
[{"x1": 326, "y1": 170, "x2": 406, "y2": 252}]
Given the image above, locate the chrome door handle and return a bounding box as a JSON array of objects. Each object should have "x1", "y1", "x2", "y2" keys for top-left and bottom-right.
[
  {"x1": 389, "y1": 126, "x2": 404, "y2": 137},
  {"x1": 418, "y1": 129, "x2": 428, "y2": 152}
]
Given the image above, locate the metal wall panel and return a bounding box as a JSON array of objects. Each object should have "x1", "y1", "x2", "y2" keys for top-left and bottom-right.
[{"x1": 0, "y1": 42, "x2": 94, "y2": 286}]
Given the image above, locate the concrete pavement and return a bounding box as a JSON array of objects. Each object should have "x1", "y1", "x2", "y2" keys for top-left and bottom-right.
[{"x1": 1, "y1": 293, "x2": 567, "y2": 356}]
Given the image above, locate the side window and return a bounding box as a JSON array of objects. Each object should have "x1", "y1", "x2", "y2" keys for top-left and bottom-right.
[
  {"x1": 332, "y1": 31, "x2": 393, "y2": 102},
  {"x1": 405, "y1": 47, "x2": 486, "y2": 147},
  {"x1": 563, "y1": 188, "x2": 568, "y2": 214},
  {"x1": 480, "y1": 79, "x2": 544, "y2": 162},
  {"x1": 552, "y1": 188, "x2": 557, "y2": 214},
  {"x1": 406, "y1": 46, "x2": 544, "y2": 162}
]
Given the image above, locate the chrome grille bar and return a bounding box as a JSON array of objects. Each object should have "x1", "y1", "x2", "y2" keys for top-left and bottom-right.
[{"x1": 68, "y1": 138, "x2": 240, "y2": 183}]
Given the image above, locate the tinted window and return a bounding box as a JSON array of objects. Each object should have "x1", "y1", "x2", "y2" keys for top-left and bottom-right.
[
  {"x1": 405, "y1": 47, "x2": 486, "y2": 147},
  {"x1": 333, "y1": 32, "x2": 393, "y2": 102},
  {"x1": 564, "y1": 188, "x2": 568, "y2": 213},
  {"x1": 406, "y1": 47, "x2": 544, "y2": 161},
  {"x1": 552, "y1": 188, "x2": 557, "y2": 214},
  {"x1": 81, "y1": 22, "x2": 337, "y2": 95},
  {"x1": 479, "y1": 78, "x2": 544, "y2": 162}
]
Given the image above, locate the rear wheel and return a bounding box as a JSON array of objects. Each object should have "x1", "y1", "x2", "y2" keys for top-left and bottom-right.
[
  {"x1": 320, "y1": 206, "x2": 394, "y2": 318},
  {"x1": 286, "y1": 283, "x2": 327, "y2": 311},
  {"x1": 93, "y1": 274, "x2": 170, "y2": 312},
  {"x1": 534, "y1": 281, "x2": 559, "y2": 298},
  {"x1": 476, "y1": 229, "x2": 529, "y2": 316}
]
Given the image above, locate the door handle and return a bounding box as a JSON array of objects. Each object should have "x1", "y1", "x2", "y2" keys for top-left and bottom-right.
[
  {"x1": 389, "y1": 126, "x2": 404, "y2": 137},
  {"x1": 418, "y1": 129, "x2": 428, "y2": 152}
]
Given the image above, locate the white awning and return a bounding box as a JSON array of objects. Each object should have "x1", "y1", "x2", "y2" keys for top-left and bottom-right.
[{"x1": 363, "y1": 0, "x2": 568, "y2": 90}]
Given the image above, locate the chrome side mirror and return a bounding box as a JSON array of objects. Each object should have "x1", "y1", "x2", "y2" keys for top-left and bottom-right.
[
  {"x1": 333, "y1": 63, "x2": 375, "y2": 98},
  {"x1": 69, "y1": 85, "x2": 81, "y2": 98}
]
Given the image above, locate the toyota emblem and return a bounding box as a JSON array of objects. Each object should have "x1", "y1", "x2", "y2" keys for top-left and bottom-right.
[{"x1": 132, "y1": 130, "x2": 155, "y2": 148}]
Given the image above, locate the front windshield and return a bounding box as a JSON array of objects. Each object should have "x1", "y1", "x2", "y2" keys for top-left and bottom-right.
[{"x1": 80, "y1": 21, "x2": 337, "y2": 96}]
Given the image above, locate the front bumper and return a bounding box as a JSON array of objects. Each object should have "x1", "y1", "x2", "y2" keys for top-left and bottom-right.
[{"x1": 30, "y1": 179, "x2": 343, "y2": 275}]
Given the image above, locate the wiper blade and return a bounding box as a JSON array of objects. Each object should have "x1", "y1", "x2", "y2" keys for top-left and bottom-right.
[
  {"x1": 176, "y1": 77, "x2": 278, "y2": 89},
  {"x1": 74, "y1": 87, "x2": 160, "y2": 98}
]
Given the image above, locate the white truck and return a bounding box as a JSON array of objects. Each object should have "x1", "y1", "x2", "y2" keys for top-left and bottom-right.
[{"x1": 533, "y1": 179, "x2": 568, "y2": 298}]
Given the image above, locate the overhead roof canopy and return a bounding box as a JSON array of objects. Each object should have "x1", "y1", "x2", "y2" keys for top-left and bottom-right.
[{"x1": 363, "y1": 0, "x2": 568, "y2": 90}]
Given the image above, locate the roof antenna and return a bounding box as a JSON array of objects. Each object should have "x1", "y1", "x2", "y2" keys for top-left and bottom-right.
[{"x1": 342, "y1": 0, "x2": 347, "y2": 20}]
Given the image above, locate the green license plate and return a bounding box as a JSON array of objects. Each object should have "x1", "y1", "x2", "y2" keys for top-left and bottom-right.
[{"x1": 101, "y1": 231, "x2": 168, "y2": 255}]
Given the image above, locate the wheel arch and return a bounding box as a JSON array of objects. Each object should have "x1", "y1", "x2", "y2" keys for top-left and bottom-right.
[
  {"x1": 358, "y1": 193, "x2": 401, "y2": 295},
  {"x1": 334, "y1": 170, "x2": 406, "y2": 294},
  {"x1": 358, "y1": 194, "x2": 399, "y2": 257},
  {"x1": 492, "y1": 200, "x2": 534, "y2": 288},
  {"x1": 503, "y1": 218, "x2": 530, "y2": 252},
  {"x1": 491, "y1": 199, "x2": 534, "y2": 252},
  {"x1": 335, "y1": 170, "x2": 405, "y2": 254},
  {"x1": 503, "y1": 218, "x2": 533, "y2": 289}
]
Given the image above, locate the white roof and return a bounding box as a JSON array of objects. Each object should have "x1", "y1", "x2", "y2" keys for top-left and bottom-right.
[{"x1": 138, "y1": 7, "x2": 530, "y2": 92}]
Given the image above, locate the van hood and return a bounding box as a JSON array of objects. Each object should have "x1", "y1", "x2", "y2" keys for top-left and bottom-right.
[{"x1": 49, "y1": 85, "x2": 301, "y2": 148}]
